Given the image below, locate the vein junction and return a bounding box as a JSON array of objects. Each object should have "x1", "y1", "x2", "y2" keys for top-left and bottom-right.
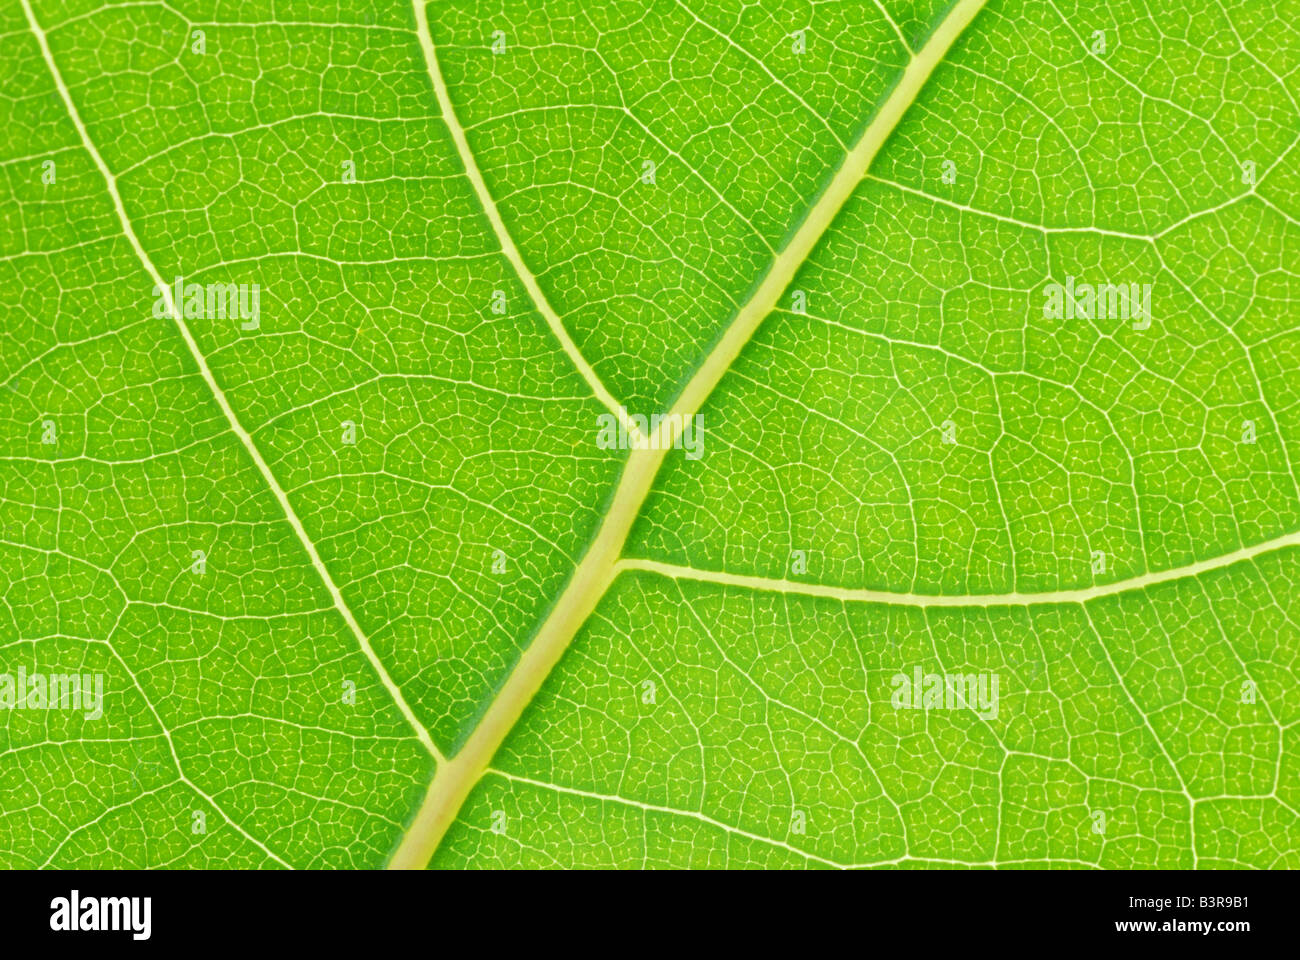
[{"x1": 390, "y1": 0, "x2": 992, "y2": 870}]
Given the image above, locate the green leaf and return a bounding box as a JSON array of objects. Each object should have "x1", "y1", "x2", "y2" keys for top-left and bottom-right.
[{"x1": 1, "y1": 0, "x2": 1297, "y2": 869}]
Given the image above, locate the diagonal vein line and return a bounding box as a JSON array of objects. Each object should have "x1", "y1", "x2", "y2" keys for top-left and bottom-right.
[
  {"x1": 487, "y1": 768, "x2": 849, "y2": 868},
  {"x1": 96, "y1": 634, "x2": 295, "y2": 868},
  {"x1": 647, "y1": 0, "x2": 982, "y2": 453},
  {"x1": 616, "y1": 526, "x2": 1300, "y2": 606},
  {"x1": 20, "y1": 0, "x2": 444, "y2": 769},
  {"x1": 411, "y1": 1, "x2": 642, "y2": 445},
  {"x1": 388, "y1": 0, "x2": 989, "y2": 869}
]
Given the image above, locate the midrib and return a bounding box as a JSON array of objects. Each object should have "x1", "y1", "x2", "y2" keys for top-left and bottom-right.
[{"x1": 389, "y1": 0, "x2": 990, "y2": 869}]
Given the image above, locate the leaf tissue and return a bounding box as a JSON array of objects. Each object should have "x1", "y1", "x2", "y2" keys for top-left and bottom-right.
[{"x1": 1, "y1": 0, "x2": 1298, "y2": 870}]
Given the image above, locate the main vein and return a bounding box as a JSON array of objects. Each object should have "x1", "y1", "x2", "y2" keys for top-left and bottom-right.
[
  {"x1": 19, "y1": 0, "x2": 444, "y2": 772},
  {"x1": 388, "y1": 0, "x2": 990, "y2": 869}
]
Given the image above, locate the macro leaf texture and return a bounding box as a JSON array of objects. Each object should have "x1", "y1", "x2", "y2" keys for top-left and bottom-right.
[{"x1": 1, "y1": 0, "x2": 1298, "y2": 870}]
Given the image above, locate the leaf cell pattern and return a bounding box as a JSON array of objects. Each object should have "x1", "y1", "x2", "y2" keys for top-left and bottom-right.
[{"x1": 1, "y1": 0, "x2": 1297, "y2": 869}]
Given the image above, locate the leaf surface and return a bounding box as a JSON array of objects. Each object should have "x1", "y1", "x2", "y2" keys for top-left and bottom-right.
[{"x1": 1, "y1": 0, "x2": 1297, "y2": 869}]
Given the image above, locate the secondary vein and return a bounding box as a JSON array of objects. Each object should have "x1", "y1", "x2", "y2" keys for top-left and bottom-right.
[
  {"x1": 19, "y1": 0, "x2": 444, "y2": 772},
  {"x1": 411, "y1": 1, "x2": 644, "y2": 445},
  {"x1": 616, "y1": 526, "x2": 1300, "y2": 606}
]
